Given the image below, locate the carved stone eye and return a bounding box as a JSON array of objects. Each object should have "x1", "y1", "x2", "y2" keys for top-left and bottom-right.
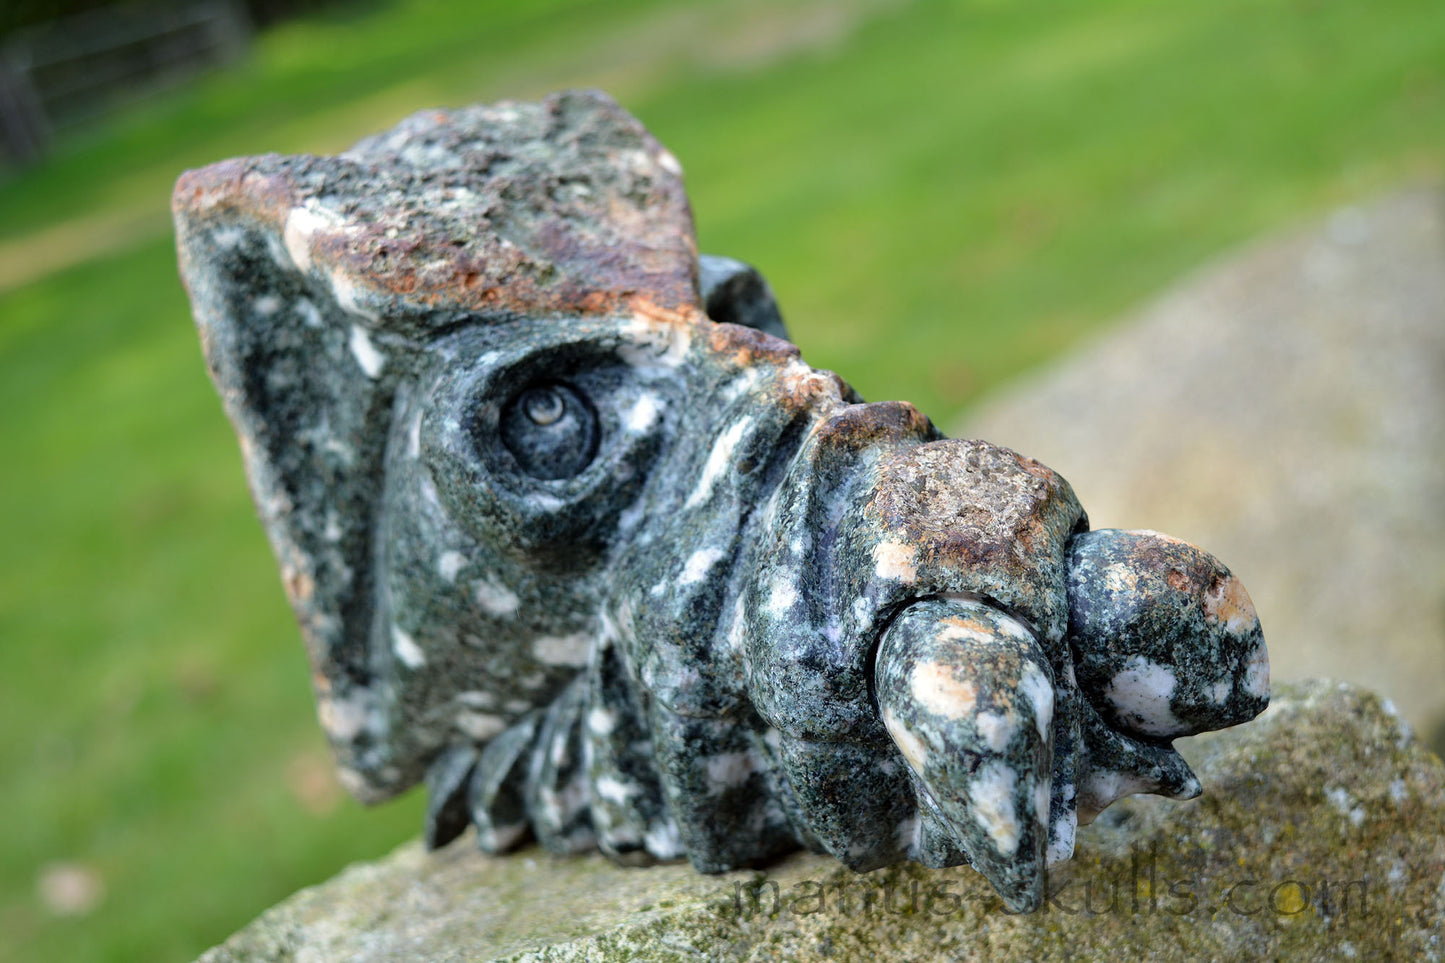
[{"x1": 499, "y1": 382, "x2": 599, "y2": 480}]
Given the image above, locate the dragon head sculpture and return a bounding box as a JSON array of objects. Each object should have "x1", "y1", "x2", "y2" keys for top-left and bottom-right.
[{"x1": 173, "y1": 90, "x2": 1268, "y2": 911}]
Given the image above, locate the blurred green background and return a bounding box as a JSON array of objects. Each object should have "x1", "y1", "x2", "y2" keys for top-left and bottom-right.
[{"x1": 0, "y1": 0, "x2": 1441, "y2": 959}]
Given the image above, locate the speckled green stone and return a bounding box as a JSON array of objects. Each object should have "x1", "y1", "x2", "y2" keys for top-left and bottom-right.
[{"x1": 196, "y1": 681, "x2": 1445, "y2": 962}]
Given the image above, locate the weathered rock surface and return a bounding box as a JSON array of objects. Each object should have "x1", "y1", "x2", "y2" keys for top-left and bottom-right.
[
  {"x1": 963, "y1": 188, "x2": 1445, "y2": 748},
  {"x1": 199, "y1": 681, "x2": 1444, "y2": 961},
  {"x1": 175, "y1": 89, "x2": 1269, "y2": 909}
]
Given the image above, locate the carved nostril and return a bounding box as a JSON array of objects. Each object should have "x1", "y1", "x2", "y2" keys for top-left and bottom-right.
[{"x1": 1203, "y1": 573, "x2": 1260, "y2": 635}]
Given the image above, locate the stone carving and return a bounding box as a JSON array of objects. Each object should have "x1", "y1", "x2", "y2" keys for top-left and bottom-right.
[{"x1": 172, "y1": 90, "x2": 1269, "y2": 911}]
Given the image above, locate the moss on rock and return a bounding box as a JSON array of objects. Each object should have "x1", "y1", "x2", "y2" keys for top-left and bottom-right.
[{"x1": 199, "y1": 681, "x2": 1445, "y2": 962}]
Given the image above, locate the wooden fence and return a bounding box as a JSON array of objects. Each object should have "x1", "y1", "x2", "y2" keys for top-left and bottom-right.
[{"x1": 0, "y1": 1, "x2": 250, "y2": 165}]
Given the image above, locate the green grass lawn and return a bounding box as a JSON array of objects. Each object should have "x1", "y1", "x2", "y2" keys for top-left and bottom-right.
[{"x1": 1, "y1": 0, "x2": 1441, "y2": 959}]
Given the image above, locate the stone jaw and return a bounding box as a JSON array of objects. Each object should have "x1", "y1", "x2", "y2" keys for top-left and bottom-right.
[{"x1": 173, "y1": 89, "x2": 1270, "y2": 912}]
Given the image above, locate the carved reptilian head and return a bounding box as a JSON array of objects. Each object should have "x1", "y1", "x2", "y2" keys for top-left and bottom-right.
[{"x1": 173, "y1": 90, "x2": 1269, "y2": 911}]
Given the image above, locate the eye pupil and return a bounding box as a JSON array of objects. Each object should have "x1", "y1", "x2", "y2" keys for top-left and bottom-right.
[
  {"x1": 523, "y1": 388, "x2": 565, "y2": 426},
  {"x1": 499, "y1": 381, "x2": 598, "y2": 480}
]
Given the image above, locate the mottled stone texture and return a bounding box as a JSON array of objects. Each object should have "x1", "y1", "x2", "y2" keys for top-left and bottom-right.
[
  {"x1": 961, "y1": 188, "x2": 1445, "y2": 750},
  {"x1": 173, "y1": 89, "x2": 1269, "y2": 912},
  {"x1": 195, "y1": 681, "x2": 1445, "y2": 962}
]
